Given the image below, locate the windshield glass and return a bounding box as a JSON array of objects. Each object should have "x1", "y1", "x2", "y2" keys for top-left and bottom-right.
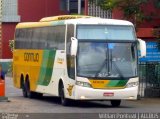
[
  {"x1": 77, "y1": 42, "x2": 137, "y2": 78},
  {"x1": 77, "y1": 25, "x2": 135, "y2": 41}
]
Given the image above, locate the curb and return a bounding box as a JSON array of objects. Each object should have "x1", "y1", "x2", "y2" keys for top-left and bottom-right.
[{"x1": 0, "y1": 96, "x2": 9, "y2": 102}]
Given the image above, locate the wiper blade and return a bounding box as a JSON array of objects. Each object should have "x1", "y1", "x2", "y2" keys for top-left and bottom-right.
[
  {"x1": 112, "y1": 61, "x2": 125, "y2": 79},
  {"x1": 95, "y1": 59, "x2": 108, "y2": 77}
]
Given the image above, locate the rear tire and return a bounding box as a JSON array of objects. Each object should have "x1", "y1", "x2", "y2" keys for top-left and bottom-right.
[
  {"x1": 111, "y1": 100, "x2": 121, "y2": 107},
  {"x1": 60, "y1": 84, "x2": 69, "y2": 106},
  {"x1": 22, "y1": 81, "x2": 27, "y2": 97},
  {"x1": 25, "y1": 80, "x2": 35, "y2": 98}
]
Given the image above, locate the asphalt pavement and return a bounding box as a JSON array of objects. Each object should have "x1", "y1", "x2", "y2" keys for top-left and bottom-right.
[{"x1": 0, "y1": 77, "x2": 160, "y2": 119}]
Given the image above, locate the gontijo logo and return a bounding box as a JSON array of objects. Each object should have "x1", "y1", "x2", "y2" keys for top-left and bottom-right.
[
  {"x1": 57, "y1": 58, "x2": 64, "y2": 64},
  {"x1": 24, "y1": 52, "x2": 39, "y2": 62}
]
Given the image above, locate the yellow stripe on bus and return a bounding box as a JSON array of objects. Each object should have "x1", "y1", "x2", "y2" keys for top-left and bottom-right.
[
  {"x1": 16, "y1": 22, "x2": 51, "y2": 29},
  {"x1": 40, "y1": 15, "x2": 93, "y2": 22}
]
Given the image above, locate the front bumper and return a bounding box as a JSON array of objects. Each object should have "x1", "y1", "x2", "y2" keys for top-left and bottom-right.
[{"x1": 74, "y1": 85, "x2": 138, "y2": 100}]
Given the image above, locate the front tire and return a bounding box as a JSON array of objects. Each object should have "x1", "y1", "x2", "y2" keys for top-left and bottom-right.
[
  {"x1": 60, "y1": 84, "x2": 69, "y2": 106},
  {"x1": 111, "y1": 100, "x2": 121, "y2": 107}
]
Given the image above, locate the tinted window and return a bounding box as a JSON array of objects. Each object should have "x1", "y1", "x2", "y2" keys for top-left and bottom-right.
[
  {"x1": 66, "y1": 24, "x2": 75, "y2": 79},
  {"x1": 77, "y1": 25, "x2": 135, "y2": 41},
  {"x1": 47, "y1": 26, "x2": 65, "y2": 50},
  {"x1": 15, "y1": 25, "x2": 66, "y2": 50}
]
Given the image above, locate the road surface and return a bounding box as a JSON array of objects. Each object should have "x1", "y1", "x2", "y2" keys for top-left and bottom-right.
[{"x1": 0, "y1": 77, "x2": 160, "y2": 119}]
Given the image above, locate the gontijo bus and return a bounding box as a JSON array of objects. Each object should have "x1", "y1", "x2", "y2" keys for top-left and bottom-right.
[{"x1": 13, "y1": 15, "x2": 146, "y2": 106}]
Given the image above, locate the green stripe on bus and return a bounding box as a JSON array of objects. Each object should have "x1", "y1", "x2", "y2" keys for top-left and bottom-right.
[
  {"x1": 43, "y1": 51, "x2": 56, "y2": 85},
  {"x1": 116, "y1": 80, "x2": 128, "y2": 87},
  {"x1": 106, "y1": 80, "x2": 120, "y2": 87},
  {"x1": 37, "y1": 50, "x2": 56, "y2": 86},
  {"x1": 37, "y1": 50, "x2": 50, "y2": 85},
  {"x1": 106, "y1": 80, "x2": 128, "y2": 87}
]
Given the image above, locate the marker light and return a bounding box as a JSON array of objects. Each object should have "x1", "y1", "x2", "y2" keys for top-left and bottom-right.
[
  {"x1": 76, "y1": 81, "x2": 92, "y2": 88},
  {"x1": 126, "y1": 82, "x2": 139, "y2": 88}
]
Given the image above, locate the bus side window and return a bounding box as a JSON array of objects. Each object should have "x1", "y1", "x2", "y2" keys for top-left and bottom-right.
[
  {"x1": 25, "y1": 29, "x2": 33, "y2": 49},
  {"x1": 15, "y1": 29, "x2": 20, "y2": 49},
  {"x1": 15, "y1": 29, "x2": 26, "y2": 49},
  {"x1": 39, "y1": 28, "x2": 48, "y2": 49},
  {"x1": 66, "y1": 25, "x2": 75, "y2": 79},
  {"x1": 67, "y1": 55, "x2": 75, "y2": 79},
  {"x1": 47, "y1": 26, "x2": 57, "y2": 50}
]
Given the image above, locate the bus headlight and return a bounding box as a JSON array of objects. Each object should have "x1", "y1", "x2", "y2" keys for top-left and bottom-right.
[
  {"x1": 126, "y1": 82, "x2": 139, "y2": 88},
  {"x1": 76, "y1": 81, "x2": 92, "y2": 88}
]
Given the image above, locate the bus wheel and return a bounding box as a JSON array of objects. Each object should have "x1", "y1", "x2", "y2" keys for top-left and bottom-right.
[
  {"x1": 110, "y1": 100, "x2": 121, "y2": 107},
  {"x1": 25, "y1": 80, "x2": 34, "y2": 98},
  {"x1": 21, "y1": 80, "x2": 27, "y2": 97},
  {"x1": 60, "y1": 84, "x2": 69, "y2": 106}
]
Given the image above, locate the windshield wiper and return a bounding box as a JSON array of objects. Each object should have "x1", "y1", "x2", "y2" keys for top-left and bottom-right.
[
  {"x1": 112, "y1": 61, "x2": 125, "y2": 79},
  {"x1": 95, "y1": 59, "x2": 108, "y2": 77},
  {"x1": 95, "y1": 44, "x2": 110, "y2": 77}
]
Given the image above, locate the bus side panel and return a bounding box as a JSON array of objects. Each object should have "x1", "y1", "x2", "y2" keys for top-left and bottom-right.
[
  {"x1": 36, "y1": 50, "x2": 66, "y2": 96},
  {"x1": 13, "y1": 49, "x2": 67, "y2": 97},
  {"x1": 13, "y1": 50, "x2": 24, "y2": 89},
  {"x1": 13, "y1": 49, "x2": 44, "y2": 91}
]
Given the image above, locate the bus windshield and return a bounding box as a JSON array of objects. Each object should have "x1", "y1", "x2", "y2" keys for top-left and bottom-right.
[
  {"x1": 77, "y1": 25, "x2": 135, "y2": 41},
  {"x1": 77, "y1": 42, "x2": 137, "y2": 78}
]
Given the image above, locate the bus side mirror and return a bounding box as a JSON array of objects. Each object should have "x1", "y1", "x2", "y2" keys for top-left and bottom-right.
[
  {"x1": 70, "y1": 37, "x2": 78, "y2": 56},
  {"x1": 137, "y1": 38, "x2": 146, "y2": 58}
]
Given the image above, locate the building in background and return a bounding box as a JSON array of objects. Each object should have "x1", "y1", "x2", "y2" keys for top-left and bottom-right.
[
  {"x1": 87, "y1": 0, "x2": 112, "y2": 18},
  {"x1": 0, "y1": 0, "x2": 68, "y2": 59},
  {"x1": 0, "y1": 0, "x2": 20, "y2": 59}
]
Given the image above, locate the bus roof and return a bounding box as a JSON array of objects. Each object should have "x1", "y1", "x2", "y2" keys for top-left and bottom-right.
[
  {"x1": 16, "y1": 15, "x2": 134, "y2": 29},
  {"x1": 40, "y1": 15, "x2": 93, "y2": 22},
  {"x1": 65, "y1": 17, "x2": 133, "y2": 26}
]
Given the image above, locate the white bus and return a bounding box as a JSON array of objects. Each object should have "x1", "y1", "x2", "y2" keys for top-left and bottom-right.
[{"x1": 13, "y1": 15, "x2": 146, "y2": 106}]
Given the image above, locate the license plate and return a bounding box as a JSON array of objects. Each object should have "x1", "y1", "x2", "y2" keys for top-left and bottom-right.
[{"x1": 103, "y1": 92, "x2": 114, "y2": 97}]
